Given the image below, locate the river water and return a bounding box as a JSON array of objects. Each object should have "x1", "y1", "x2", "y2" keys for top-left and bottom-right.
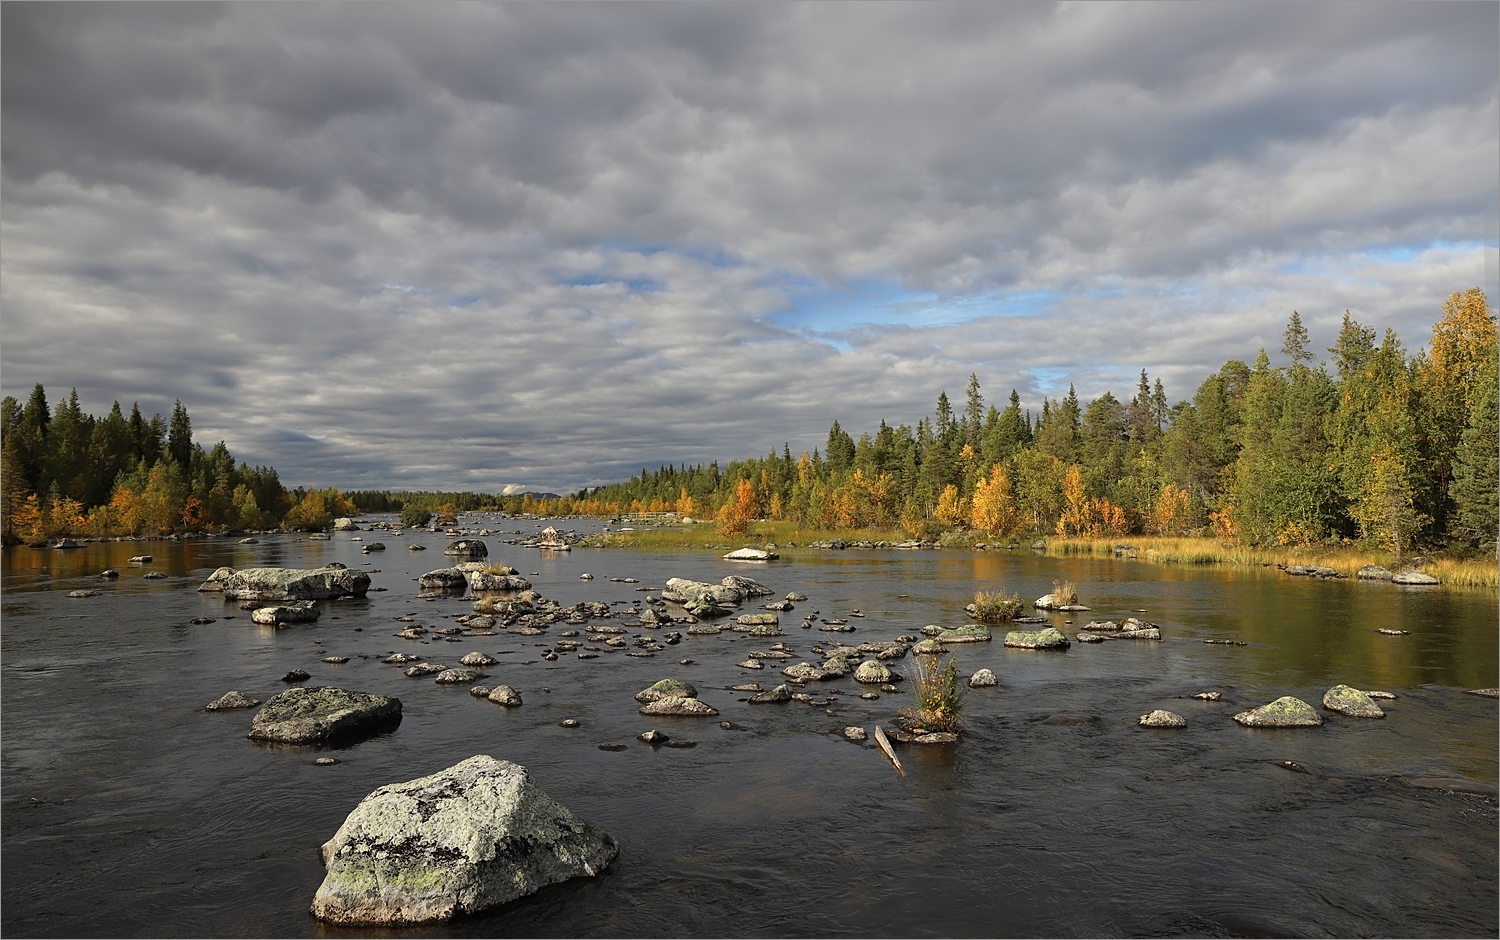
[{"x1": 3, "y1": 519, "x2": 1496, "y2": 938}]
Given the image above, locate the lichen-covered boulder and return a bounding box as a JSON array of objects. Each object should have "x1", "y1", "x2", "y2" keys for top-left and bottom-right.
[
  {"x1": 634, "y1": 679, "x2": 698, "y2": 703},
  {"x1": 662, "y1": 577, "x2": 743, "y2": 608},
  {"x1": 1233, "y1": 696, "x2": 1323, "y2": 728},
  {"x1": 1139, "y1": 710, "x2": 1186, "y2": 728},
  {"x1": 197, "y1": 566, "x2": 237, "y2": 592},
  {"x1": 251, "y1": 601, "x2": 320, "y2": 625},
  {"x1": 749, "y1": 684, "x2": 792, "y2": 703},
  {"x1": 487, "y1": 685, "x2": 522, "y2": 707},
  {"x1": 782, "y1": 662, "x2": 830, "y2": 681},
  {"x1": 418, "y1": 568, "x2": 469, "y2": 591},
  {"x1": 435, "y1": 668, "x2": 484, "y2": 685},
  {"x1": 460, "y1": 652, "x2": 497, "y2": 667},
  {"x1": 1356, "y1": 565, "x2": 1394, "y2": 581},
  {"x1": 220, "y1": 565, "x2": 370, "y2": 601},
  {"x1": 968, "y1": 668, "x2": 998, "y2": 688},
  {"x1": 854, "y1": 660, "x2": 892, "y2": 684},
  {"x1": 911, "y1": 639, "x2": 946, "y2": 655},
  {"x1": 332, "y1": 517, "x2": 360, "y2": 531},
  {"x1": 1322, "y1": 684, "x2": 1385, "y2": 718},
  {"x1": 466, "y1": 571, "x2": 532, "y2": 592},
  {"x1": 1004, "y1": 628, "x2": 1070, "y2": 650},
  {"x1": 310, "y1": 755, "x2": 617, "y2": 925},
  {"x1": 936, "y1": 624, "x2": 992, "y2": 644},
  {"x1": 735, "y1": 613, "x2": 779, "y2": 627},
  {"x1": 721, "y1": 575, "x2": 775, "y2": 597},
  {"x1": 248, "y1": 687, "x2": 401, "y2": 744},
  {"x1": 443, "y1": 539, "x2": 489, "y2": 558},
  {"x1": 638, "y1": 696, "x2": 719, "y2": 716}
]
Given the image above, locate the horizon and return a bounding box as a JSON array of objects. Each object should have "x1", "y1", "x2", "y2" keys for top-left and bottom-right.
[{"x1": 4, "y1": 2, "x2": 1497, "y2": 494}]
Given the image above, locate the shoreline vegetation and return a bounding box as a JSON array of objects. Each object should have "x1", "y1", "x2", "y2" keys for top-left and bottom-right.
[{"x1": 4, "y1": 290, "x2": 1494, "y2": 590}]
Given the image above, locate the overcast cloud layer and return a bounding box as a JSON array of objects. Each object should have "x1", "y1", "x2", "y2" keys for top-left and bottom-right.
[{"x1": 3, "y1": 1, "x2": 1496, "y2": 493}]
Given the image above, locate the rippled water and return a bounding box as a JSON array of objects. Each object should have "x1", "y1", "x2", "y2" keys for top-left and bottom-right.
[{"x1": 3, "y1": 521, "x2": 1496, "y2": 937}]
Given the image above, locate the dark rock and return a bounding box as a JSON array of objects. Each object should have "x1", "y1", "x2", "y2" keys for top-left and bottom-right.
[
  {"x1": 248, "y1": 687, "x2": 401, "y2": 744},
  {"x1": 206, "y1": 690, "x2": 261, "y2": 710},
  {"x1": 282, "y1": 669, "x2": 311, "y2": 683}
]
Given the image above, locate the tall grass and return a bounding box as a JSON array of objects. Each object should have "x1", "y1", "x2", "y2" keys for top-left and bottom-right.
[
  {"x1": 900, "y1": 655, "x2": 963, "y2": 734},
  {"x1": 971, "y1": 590, "x2": 1024, "y2": 622}
]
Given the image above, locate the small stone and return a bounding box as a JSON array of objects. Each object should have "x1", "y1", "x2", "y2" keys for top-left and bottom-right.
[
  {"x1": 1465, "y1": 688, "x2": 1499, "y2": 698},
  {"x1": 1363, "y1": 690, "x2": 1397, "y2": 700},
  {"x1": 860, "y1": 692, "x2": 879, "y2": 700},
  {"x1": 634, "y1": 679, "x2": 698, "y2": 704},
  {"x1": 1138, "y1": 710, "x2": 1186, "y2": 728},
  {"x1": 968, "y1": 668, "x2": 998, "y2": 688},
  {"x1": 435, "y1": 668, "x2": 483, "y2": 685},
  {"x1": 638, "y1": 729, "x2": 669, "y2": 744},
  {"x1": 730, "y1": 683, "x2": 763, "y2": 692},
  {"x1": 1378, "y1": 629, "x2": 1410, "y2": 636},
  {"x1": 1273, "y1": 760, "x2": 1308, "y2": 773},
  {"x1": 736, "y1": 659, "x2": 764, "y2": 669},
  {"x1": 205, "y1": 690, "x2": 261, "y2": 711},
  {"x1": 749, "y1": 684, "x2": 792, "y2": 704},
  {"x1": 598, "y1": 743, "x2": 628, "y2": 752},
  {"x1": 487, "y1": 685, "x2": 522, "y2": 707},
  {"x1": 322, "y1": 656, "x2": 350, "y2": 664},
  {"x1": 639, "y1": 696, "x2": 719, "y2": 717},
  {"x1": 560, "y1": 719, "x2": 580, "y2": 728},
  {"x1": 469, "y1": 686, "x2": 491, "y2": 697},
  {"x1": 313, "y1": 757, "x2": 340, "y2": 766},
  {"x1": 282, "y1": 669, "x2": 311, "y2": 683},
  {"x1": 1192, "y1": 691, "x2": 1223, "y2": 701},
  {"x1": 912, "y1": 732, "x2": 959, "y2": 744},
  {"x1": 843, "y1": 726, "x2": 867, "y2": 741}
]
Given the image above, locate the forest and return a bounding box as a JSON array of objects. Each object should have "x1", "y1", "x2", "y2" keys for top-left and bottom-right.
[{"x1": 2, "y1": 289, "x2": 1494, "y2": 558}]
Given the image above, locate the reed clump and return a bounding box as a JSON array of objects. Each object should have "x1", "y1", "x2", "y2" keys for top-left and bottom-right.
[
  {"x1": 971, "y1": 590, "x2": 1024, "y2": 622},
  {"x1": 900, "y1": 655, "x2": 963, "y2": 734}
]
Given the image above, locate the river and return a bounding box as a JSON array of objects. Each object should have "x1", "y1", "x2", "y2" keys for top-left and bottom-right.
[{"x1": 3, "y1": 518, "x2": 1496, "y2": 937}]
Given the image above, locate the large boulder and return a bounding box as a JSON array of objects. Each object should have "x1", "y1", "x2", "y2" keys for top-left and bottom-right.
[
  {"x1": 332, "y1": 517, "x2": 360, "y2": 531},
  {"x1": 723, "y1": 548, "x2": 778, "y2": 561},
  {"x1": 968, "y1": 668, "x2": 998, "y2": 688},
  {"x1": 310, "y1": 755, "x2": 617, "y2": 925},
  {"x1": 443, "y1": 539, "x2": 489, "y2": 558},
  {"x1": 197, "y1": 566, "x2": 237, "y2": 592},
  {"x1": 662, "y1": 577, "x2": 743, "y2": 609},
  {"x1": 1356, "y1": 565, "x2": 1395, "y2": 581},
  {"x1": 1391, "y1": 570, "x2": 1440, "y2": 585},
  {"x1": 634, "y1": 679, "x2": 698, "y2": 704},
  {"x1": 721, "y1": 575, "x2": 775, "y2": 597},
  {"x1": 1322, "y1": 684, "x2": 1385, "y2": 718},
  {"x1": 218, "y1": 565, "x2": 370, "y2": 601},
  {"x1": 854, "y1": 660, "x2": 892, "y2": 684},
  {"x1": 1233, "y1": 696, "x2": 1323, "y2": 728},
  {"x1": 247, "y1": 687, "x2": 402, "y2": 744},
  {"x1": 418, "y1": 568, "x2": 469, "y2": 591},
  {"x1": 1004, "y1": 628, "x2": 1070, "y2": 650},
  {"x1": 935, "y1": 624, "x2": 992, "y2": 644},
  {"x1": 465, "y1": 570, "x2": 533, "y2": 592}
]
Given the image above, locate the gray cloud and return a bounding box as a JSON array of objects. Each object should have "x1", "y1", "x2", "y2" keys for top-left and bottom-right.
[{"x1": 3, "y1": 1, "x2": 1495, "y2": 491}]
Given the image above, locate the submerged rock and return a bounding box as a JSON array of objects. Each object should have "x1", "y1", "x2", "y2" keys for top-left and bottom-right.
[
  {"x1": 248, "y1": 687, "x2": 401, "y2": 744},
  {"x1": 310, "y1": 755, "x2": 617, "y2": 925},
  {"x1": 1004, "y1": 628, "x2": 1070, "y2": 650},
  {"x1": 218, "y1": 565, "x2": 369, "y2": 601},
  {"x1": 1322, "y1": 684, "x2": 1385, "y2": 718},
  {"x1": 1233, "y1": 696, "x2": 1323, "y2": 728}
]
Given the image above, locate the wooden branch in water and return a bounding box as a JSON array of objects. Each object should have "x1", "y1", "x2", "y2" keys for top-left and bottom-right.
[{"x1": 873, "y1": 726, "x2": 905, "y2": 777}]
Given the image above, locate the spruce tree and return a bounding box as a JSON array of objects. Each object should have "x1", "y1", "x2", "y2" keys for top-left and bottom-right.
[
  {"x1": 1448, "y1": 355, "x2": 1498, "y2": 556},
  {"x1": 167, "y1": 400, "x2": 192, "y2": 468}
]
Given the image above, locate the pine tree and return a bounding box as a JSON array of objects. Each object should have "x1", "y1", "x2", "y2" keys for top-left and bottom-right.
[
  {"x1": 1282, "y1": 310, "x2": 1313, "y2": 366},
  {"x1": 963, "y1": 373, "x2": 984, "y2": 447}
]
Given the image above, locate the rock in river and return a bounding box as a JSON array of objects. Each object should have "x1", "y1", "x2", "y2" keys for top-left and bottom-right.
[
  {"x1": 723, "y1": 547, "x2": 778, "y2": 561},
  {"x1": 935, "y1": 624, "x2": 992, "y2": 644},
  {"x1": 1233, "y1": 696, "x2": 1323, "y2": 728},
  {"x1": 638, "y1": 696, "x2": 719, "y2": 717},
  {"x1": 310, "y1": 755, "x2": 617, "y2": 926},
  {"x1": 443, "y1": 539, "x2": 489, "y2": 558},
  {"x1": 1004, "y1": 628, "x2": 1070, "y2": 650},
  {"x1": 206, "y1": 690, "x2": 261, "y2": 711},
  {"x1": 418, "y1": 568, "x2": 469, "y2": 591},
  {"x1": 968, "y1": 668, "x2": 998, "y2": 688},
  {"x1": 248, "y1": 687, "x2": 402, "y2": 744},
  {"x1": 1322, "y1": 684, "x2": 1385, "y2": 718},
  {"x1": 216, "y1": 564, "x2": 370, "y2": 601},
  {"x1": 487, "y1": 685, "x2": 523, "y2": 707},
  {"x1": 634, "y1": 678, "x2": 698, "y2": 704},
  {"x1": 749, "y1": 684, "x2": 793, "y2": 704},
  {"x1": 1391, "y1": 570, "x2": 1440, "y2": 585},
  {"x1": 251, "y1": 601, "x2": 320, "y2": 625},
  {"x1": 1138, "y1": 710, "x2": 1186, "y2": 728},
  {"x1": 853, "y1": 660, "x2": 892, "y2": 684}
]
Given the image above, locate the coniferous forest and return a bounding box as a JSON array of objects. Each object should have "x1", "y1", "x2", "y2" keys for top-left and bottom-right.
[{"x1": 2, "y1": 289, "x2": 1494, "y2": 559}]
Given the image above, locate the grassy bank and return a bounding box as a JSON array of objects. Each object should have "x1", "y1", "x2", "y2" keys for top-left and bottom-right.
[{"x1": 579, "y1": 520, "x2": 1497, "y2": 590}]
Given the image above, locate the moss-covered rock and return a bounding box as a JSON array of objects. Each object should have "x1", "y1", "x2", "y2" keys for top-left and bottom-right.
[
  {"x1": 634, "y1": 678, "x2": 698, "y2": 704},
  {"x1": 1004, "y1": 628, "x2": 1070, "y2": 650},
  {"x1": 250, "y1": 601, "x2": 320, "y2": 625},
  {"x1": 854, "y1": 660, "x2": 892, "y2": 684},
  {"x1": 248, "y1": 687, "x2": 401, "y2": 744},
  {"x1": 1138, "y1": 709, "x2": 1186, "y2": 728},
  {"x1": 936, "y1": 624, "x2": 992, "y2": 644},
  {"x1": 310, "y1": 755, "x2": 616, "y2": 925},
  {"x1": 735, "y1": 613, "x2": 779, "y2": 627},
  {"x1": 1322, "y1": 684, "x2": 1385, "y2": 718},
  {"x1": 1233, "y1": 696, "x2": 1323, "y2": 728},
  {"x1": 638, "y1": 696, "x2": 719, "y2": 716},
  {"x1": 782, "y1": 662, "x2": 831, "y2": 681}
]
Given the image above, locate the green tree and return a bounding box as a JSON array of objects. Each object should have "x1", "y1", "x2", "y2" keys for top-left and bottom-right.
[{"x1": 1448, "y1": 354, "x2": 1498, "y2": 556}]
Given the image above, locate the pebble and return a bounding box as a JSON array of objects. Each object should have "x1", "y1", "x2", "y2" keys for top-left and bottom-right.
[
  {"x1": 638, "y1": 729, "x2": 669, "y2": 744},
  {"x1": 1192, "y1": 691, "x2": 1223, "y2": 701},
  {"x1": 322, "y1": 656, "x2": 349, "y2": 664},
  {"x1": 1378, "y1": 629, "x2": 1410, "y2": 636},
  {"x1": 1274, "y1": 760, "x2": 1308, "y2": 773},
  {"x1": 560, "y1": 719, "x2": 580, "y2": 728},
  {"x1": 313, "y1": 757, "x2": 339, "y2": 766}
]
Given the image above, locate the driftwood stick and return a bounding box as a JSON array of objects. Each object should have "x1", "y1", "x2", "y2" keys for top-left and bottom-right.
[{"x1": 873, "y1": 726, "x2": 905, "y2": 777}]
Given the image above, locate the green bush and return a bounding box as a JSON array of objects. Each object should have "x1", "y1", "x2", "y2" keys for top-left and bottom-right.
[
  {"x1": 400, "y1": 506, "x2": 433, "y2": 528},
  {"x1": 901, "y1": 655, "x2": 963, "y2": 733},
  {"x1": 971, "y1": 590, "x2": 1023, "y2": 622}
]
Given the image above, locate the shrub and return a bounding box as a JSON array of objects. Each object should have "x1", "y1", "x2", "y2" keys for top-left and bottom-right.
[
  {"x1": 1053, "y1": 579, "x2": 1079, "y2": 605},
  {"x1": 971, "y1": 590, "x2": 1023, "y2": 622},
  {"x1": 900, "y1": 655, "x2": 963, "y2": 734},
  {"x1": 400, "y1": 505, "x2": 433, "y2": 528}
]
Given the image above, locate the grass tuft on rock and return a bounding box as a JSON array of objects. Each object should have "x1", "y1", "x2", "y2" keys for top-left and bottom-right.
[
  {"x1": 971, "y1": 590, "x2": 1024, "y2": 622},
  {"x1": 901, "y1": 655, "x2": 963, "y2": 734}
]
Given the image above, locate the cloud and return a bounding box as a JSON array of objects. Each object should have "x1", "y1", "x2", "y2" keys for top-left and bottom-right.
[{"x1": 3, "y1": 1, "x2": 1495, "y2": 491}]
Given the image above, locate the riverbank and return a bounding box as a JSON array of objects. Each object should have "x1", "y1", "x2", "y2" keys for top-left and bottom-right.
[{"x1": 580, "y1": 521, "x2": 1498, "y2": 589}]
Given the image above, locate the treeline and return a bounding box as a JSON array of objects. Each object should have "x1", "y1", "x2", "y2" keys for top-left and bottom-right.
[
  {"x1": 581, "y1": 289, "x2": 1497, "y2": 556},
  {"x1": 0, "y1": 390, "x2": 362, "y2": 542}
]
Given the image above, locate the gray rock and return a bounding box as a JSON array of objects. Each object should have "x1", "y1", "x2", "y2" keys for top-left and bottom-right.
[
  {"x1": 205, "y1": 690, "x2": 261, "y2": 710},
  {"x1": 638, "y1": 696, "x2": 718, "y2": 717},
  {"x1": 487, "y1": 685, "x2": 522, "y2": 707},
  {"x1": 967, "y1": 668, "x2": 998, "y2": 688},
  {"x1": 443, "y1": 539, "x2": 489, "y2": 558},
  {"x1": 1356, "y1": 565, "x2": 1395, "y2": 581},
  {"x1": 310, "y1": 755, "x2": 616, "y2": 925},
  {"x1": 1192, "y1": 691, "x2": 1223, "y2": 701},
  {"x1": 723, "y1": 548, "x2": 778, "y2": 561},
  {"x1": 749, "y1": 684, "x2": 792, "y2": 704},
  {"x1": 197, "y1": 566, "x2": 237, "y2": 592},
  {"x1": 418, "y1": 568, "x2": 469, "y2": 591},
  {"x1": 1466, "y1": 688, "x2": 1500, "y2": 698},
  {"x1": 1138, "y1": 710, "x2": 1186, "y2": 728},
  {"x1": 361, "y1": 542, "x2": 386, "y2": 553},
  {"x1": 786, "y1": 592, "x2": 808, "y2": 602},
  {"x1": 853, "y1": 660, "x2": 892, "y2": 684},
  {"x1": 435, "y1": 668, "x2": 484, "y2": 685},
  {"x1": 1391, "y1": 570, "x2": 1440, "y2": 585},
  {"x1": 1322, "y1": 684, "x2": 1385, "y2": 718},
  {"x1": 912, "y1": 732, "x2": 959, "y2": 744},
  {"x1": 911, "y1": 639, "x2": 946, "y2": 655},
  {"x1": 1233, "y1": 696, "x2": 1323, "y2": 728},
  {"x1": 638, "y1": 729, "x2": 669, "y2": 744},
  {"x1": 219, "y1": 565, "x2": 370, "y2": 601},
  {"x1": 1004, "y1": 628, "x2": 1070, "y2": 650},
  {"x1": 460, "y1": 651, "x2": 497, "y2": 667},
  {"x1": 843, "y1": 726, "x2": 867, "y2": 741},
  {"x1": 404, "y1": 662, "x2": 448, "y2": 677},
  {"x1": 252, "y1": 601, "x2": 320, "y2": 625},
  {"x1": 466, "y1": 571, "x2": 533, "y2": 592},
  {"x1": 332, "y1": 517, "x2": 360, "y2": 531},
  {"x1": 66, "y1": 589, "x2": 101, "y2": 598},
  {"x1": 282, "y1": 669, "x2": 311, "y2": 683},
  {"x1": 721, "y1": 575, "x2": 775, "y2": 597},
  {"x1": 634, "y1": 679, "x2": 698, "y2": 704},
  {"x1": 101, "y1": 569, "x2": 119, "y2": 578},
  {"x1": 248, "y1": 687, "x2": 401, "y2": 744}
]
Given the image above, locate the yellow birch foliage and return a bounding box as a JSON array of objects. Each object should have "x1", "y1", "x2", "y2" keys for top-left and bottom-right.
[
  {"x1": 1148, "y1": 483, "x2": 1191, "y2": 535},
  {"x1": 970, "y1": 463, "x2": 1019, "y2": 538},
  {"x1": 934, "y1": 483, "x2": 968, "y2": 528}
]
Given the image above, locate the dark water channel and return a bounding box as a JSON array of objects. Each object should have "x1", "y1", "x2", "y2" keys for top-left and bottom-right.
[{"x1": 3, "y1": 519, "x2": 1496, "y2": 937}]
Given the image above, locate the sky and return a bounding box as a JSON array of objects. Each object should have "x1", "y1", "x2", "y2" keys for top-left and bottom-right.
[{"x1": 3, "y1": 1, "x2": 1496, "y2": 495}]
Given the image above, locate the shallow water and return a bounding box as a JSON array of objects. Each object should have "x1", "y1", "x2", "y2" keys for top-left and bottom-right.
[{"x1": 3, "y1": 520, "x2": 1496, "y2": 938}]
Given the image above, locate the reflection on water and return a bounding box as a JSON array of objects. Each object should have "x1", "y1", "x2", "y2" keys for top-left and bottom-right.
[{"x1": 3, "y1": 523, "x2": 1496, "y2": 938}]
